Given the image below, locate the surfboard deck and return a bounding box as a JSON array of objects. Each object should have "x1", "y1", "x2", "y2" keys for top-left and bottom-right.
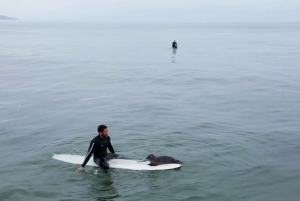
[{"x1": 52, "y1": 154, "x2": 181, "y2": 170}]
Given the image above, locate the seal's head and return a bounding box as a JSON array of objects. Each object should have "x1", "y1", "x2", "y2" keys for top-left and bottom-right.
[{"x1": 146, "y1": 154, "x2": 156, "y2": 163}]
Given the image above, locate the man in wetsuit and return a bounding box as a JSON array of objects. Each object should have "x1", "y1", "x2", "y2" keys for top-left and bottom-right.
[
  {"x1": 172, "y1": 40, "x2": 177, "y2": 49},
  {"x1": 77, "y1": 125, "x2": 120, "y2": 173}
]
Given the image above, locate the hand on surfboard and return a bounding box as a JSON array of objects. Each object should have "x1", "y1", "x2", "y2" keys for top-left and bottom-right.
[{"x1": 77, "y1": 166, "x2": 84, "y2": 172}]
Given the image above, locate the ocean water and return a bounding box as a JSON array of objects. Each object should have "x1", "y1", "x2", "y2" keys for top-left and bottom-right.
[{"x1": 0, "y1": 21, "x2": 300, "y2": 201}]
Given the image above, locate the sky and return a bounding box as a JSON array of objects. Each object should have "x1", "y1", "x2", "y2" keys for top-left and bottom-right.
[{"x1": 0, "y1": 0, "x2": 299, "y2": 22}]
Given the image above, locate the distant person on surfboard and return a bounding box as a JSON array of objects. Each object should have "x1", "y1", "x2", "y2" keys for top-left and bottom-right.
[
  {"x1": 172, "y1": 40, "x2": 177, "y2": 49},
  {"x1": 77, "y1": 125, "x2": 121, "y2": 173}
]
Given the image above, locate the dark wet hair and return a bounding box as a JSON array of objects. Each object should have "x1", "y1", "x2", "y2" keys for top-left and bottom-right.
[{"x1": 97, "y1": 125, "x2": 107, "y2": 133}]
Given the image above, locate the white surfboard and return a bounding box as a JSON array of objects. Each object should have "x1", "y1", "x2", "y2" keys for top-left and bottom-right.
[{"x1": 52, "y1": 154, "x2": 181, "y2": 171}]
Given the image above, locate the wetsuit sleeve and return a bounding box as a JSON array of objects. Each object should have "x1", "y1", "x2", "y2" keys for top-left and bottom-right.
[
  {"x1": 108, "y1": 142, "x2": 115, "y2": 153},
  {"x1": 81, "y1": 141, "x2": 95, "y2": 167}
]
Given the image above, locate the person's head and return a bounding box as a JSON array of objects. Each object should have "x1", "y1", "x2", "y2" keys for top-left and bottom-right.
[{"x1": 98, "y1": 125, "x2": 108, "y2": 138}]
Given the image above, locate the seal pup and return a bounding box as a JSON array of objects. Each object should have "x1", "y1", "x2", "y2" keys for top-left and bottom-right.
[{"x1": 146, "y1": 154, "x2": 182, "y2": 166}]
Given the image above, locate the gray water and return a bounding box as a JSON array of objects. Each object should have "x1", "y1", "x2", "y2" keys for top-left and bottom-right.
[{"x1": 0, "y1": 21, "x2": 300, "y2": 201}]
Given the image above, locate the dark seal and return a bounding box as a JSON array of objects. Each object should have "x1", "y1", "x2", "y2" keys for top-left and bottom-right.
[{"x1": 146, "y1": 154, "x2": 182, "y2": 166}]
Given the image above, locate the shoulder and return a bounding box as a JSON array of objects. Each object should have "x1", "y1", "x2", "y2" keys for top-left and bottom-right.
[
  {"x1": 91, "y1": 135, "x2": 99, "y2": 142},
  {"x1": 106, "y1": 136, "x2": 111, "y2": 141}
]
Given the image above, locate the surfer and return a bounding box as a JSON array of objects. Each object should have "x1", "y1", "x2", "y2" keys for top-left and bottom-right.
[
  {"x1": 172, "y1": 40, "x2": 177, "y2": 49},
  {"x1": 77, "y1": 125, "x2": 120, "y2": 173}
]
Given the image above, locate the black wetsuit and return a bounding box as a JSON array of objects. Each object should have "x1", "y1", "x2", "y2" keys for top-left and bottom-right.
[
  {"x1": 81, "y1": 135, "x2": 119, "y2": 172},
  {"x1": 172, "y1": 42, "x2": 177, "y2": 49}
]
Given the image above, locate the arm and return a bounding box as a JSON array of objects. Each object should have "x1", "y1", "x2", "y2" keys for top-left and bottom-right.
[
  {"x1": 77, "y1": 141, "x2": 95, "y2": 171},
  {"x1": 108, "y1": 142, "x2": 115, "y2": 154}
]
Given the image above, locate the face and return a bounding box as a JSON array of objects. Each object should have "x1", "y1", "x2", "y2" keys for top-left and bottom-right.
[
  {"x1": 100, "y1": 128, "x2": 108, "y2": 138},
  {"x1": 146, "y1": 154, "x2": 155, "y2": 162}
]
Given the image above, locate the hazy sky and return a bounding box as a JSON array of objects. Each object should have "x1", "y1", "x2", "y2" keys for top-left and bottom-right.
[{"x1": 0, "y1": 0, "x2": 299, "y2": 22}]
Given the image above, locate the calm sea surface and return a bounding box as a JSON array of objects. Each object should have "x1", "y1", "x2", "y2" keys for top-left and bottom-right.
[{"x1": 0, "y1": 21, "x2": 300, "y2": 201}]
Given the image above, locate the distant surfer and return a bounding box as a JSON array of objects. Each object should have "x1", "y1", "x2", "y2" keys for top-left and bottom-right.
[
  {"x1": 77, "y1": 125, "x2": 121, "y2": 173},
  {"x1": 172, "y1": 40, "x2": 177, "y2": 49}
]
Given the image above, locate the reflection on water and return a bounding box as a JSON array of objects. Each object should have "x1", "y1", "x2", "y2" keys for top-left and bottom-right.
[
  {"x1": 89, "y1": 169, "x2": 120, "y2": 201},
  {"x1": 172, "y1": 48, "x2": 177, "y2": 63}
]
